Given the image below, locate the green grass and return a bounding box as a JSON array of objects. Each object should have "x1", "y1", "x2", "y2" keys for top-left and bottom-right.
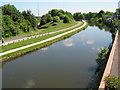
[
  {"x1": 2, "y1": 21, "x2": 83, "y2": 52},
  {"x1": 2, "y1": 23, "x2": 88, "y2": 59},
  {"x1": 26, "y1": 20, "x2": 78, "y2": 37},
  {"x1": 4, "y1": 20, "x2": 78, "y2": 40}
]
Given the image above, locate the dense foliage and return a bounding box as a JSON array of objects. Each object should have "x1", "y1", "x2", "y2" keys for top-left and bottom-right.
[
  {"x1": 95, "y1": 47, "x2": 109, "y2": 87},
  {"x1": 2, "y1": 4, "x2": 119, "y2": 39},
  {"x1": 105, "y1": 76, "x2": 120, "y2": 90},
  {"x1": 72, "y1": 9, "x2": 120, "y2": 35},
  {"x1": 39, "y1": 9, "x2": 74, "y2": 27},
  {"x1": 73, "y1": 12, "x2": 84, "y2": 21},
  {"x1": 2, "y1": 4, "x2": 38, "y2": 38},
  {"x1": 83, "y1": 9, "x2": 119, "y2": 35}
]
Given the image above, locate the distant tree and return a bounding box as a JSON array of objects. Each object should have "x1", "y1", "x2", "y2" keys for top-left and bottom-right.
[
  {"x1": 73, "y1": 12, "x2": 84, "y2": 21},
  {"x1": 40, "y1": 15, "x2": 47, "y2": 26},
  {"x1": 63, "y1": 15, "x2": 70, "y2": 23},
  {"x1": 105, "y1": 11, "x2": 113, "y2": 16},
  {"x1": 66, "y1": 11, "x2": 73, "y2": 19},
  {"x1": 48, "y1": 9, "x2": 59, "y2": 17},
  {"x1": 57, "y1": 12, "x2": 64, "y2": 20},
  {"x1": 116, "y1": 8, "x2": 120, "y2": 19},
  {"x1": 97, "y1": 10, "x2": 105, "y2": 17},
  {"x1": 46, "y1": 14, "x2": 53, "y2": 23},
  {"x1": 22, "y1": 10, "x2": 37, "y2": 29},
  {"x1": 85, "y1": 12, "x2": 97, "y2": 20},
  {"x1": 59, "y1": 9, "x2": 65, "y2": 14},
  {"x1": 53, "y1": 16, "x2": 60, "y2": 22}
]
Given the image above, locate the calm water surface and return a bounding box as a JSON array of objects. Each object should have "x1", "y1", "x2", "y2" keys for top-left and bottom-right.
[{"x1": 2, "y1": 26, "x2": 112, "y2": 88}]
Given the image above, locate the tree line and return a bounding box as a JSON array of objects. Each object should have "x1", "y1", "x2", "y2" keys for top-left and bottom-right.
[
  {"x1": 1, "y1": 4, "x2": 120, "y2": 38},
  {"x1": 38, "y1": 9, "x2": 74, "y2": 28}
]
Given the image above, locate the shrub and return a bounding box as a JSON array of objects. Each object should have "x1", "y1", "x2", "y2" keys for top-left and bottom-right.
[
  {"x1": 53, "y1": 16, "x2": 60, "y2": 22},
  {"x1": 105, "y1": 76, "x2": 120, "y2": 90},
  {"x1": 63, "y1": 15, "x2": 70, "y2": 23}
]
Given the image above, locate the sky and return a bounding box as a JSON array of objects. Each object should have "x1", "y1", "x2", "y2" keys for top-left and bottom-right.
[{"x1": 1, "y1": 0, "x2": 120, "y2": 16}]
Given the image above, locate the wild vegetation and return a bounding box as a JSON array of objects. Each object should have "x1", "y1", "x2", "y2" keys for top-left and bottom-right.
[
  {"x1": 105, "y1": 76, "x2": 120, "y2": 90},
  {"x1": 95, "y1": 47, "x2": 110, "y2": 87},
  {"x1": 1, "y1": 4, "x2": 38, "y2": 38},
  {"x1": 84, "y1": 9, "x2": 120, "y2": 35},
  {"x1": 1, "y1": 4, "x2": 76, "y2": 39},
  {"x1": 38, "y1": 9, "x2": 74, "y2": 28}
]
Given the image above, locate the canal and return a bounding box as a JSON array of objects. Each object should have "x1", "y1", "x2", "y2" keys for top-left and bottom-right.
[{"x1": 2, "y1": 26, "x2": 112, "y2": 88}]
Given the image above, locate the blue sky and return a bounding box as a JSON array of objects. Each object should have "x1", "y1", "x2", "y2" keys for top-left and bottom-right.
[{"x1": 1, "y1": 0, "x2": 119, "y2": 16}]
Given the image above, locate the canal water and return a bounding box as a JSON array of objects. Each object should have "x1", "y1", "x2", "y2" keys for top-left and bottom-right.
[{"x1": 2, "y1": 26, "x2": 112, "y2": 88}]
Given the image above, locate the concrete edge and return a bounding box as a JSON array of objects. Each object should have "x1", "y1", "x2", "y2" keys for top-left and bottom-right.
[{"x1": 98, "y1": 31, "x2": 118, "y2": 89}]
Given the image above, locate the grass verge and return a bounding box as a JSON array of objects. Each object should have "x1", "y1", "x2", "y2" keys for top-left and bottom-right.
[
  {"x1": 4, "y1": 20, "x2": 78, "y2": 40},
  {"x1": 1, "y1": 22, "x2": 88, "y2": 60},
  {"x1": 2, "y1": 22, "x2": 83, "y2": 52}
]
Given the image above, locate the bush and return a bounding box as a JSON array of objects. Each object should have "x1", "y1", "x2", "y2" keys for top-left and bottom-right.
[
  {"x1": 53, "y1": 16, "x2": 60, "y2": 22},
  {"x1": 105, "y1": 76, "x2": 120, "y2": 90},
  {"x1": 63, "y1": 15, "x2": 70, "y2": 23}
]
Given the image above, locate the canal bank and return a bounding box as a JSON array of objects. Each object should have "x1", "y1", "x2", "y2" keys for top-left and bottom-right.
[
  {"x1": 1, "y1": 21, "x2": 88, "y2": 61},
  {"x1": 2, "y1": 25, "x2": 112, "y2": 88},
  {"x1": 99, "y1": 31, "x2": 119, "y2": 89}
]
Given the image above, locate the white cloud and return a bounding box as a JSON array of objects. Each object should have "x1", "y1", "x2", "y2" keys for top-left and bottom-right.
[
  {"x1": 41, "y1": 47, "x2": 48, "y2": 51},
  {"x1": 91, "y1": 47, "x2": 96, "y2": 50},
  {"x1": 63, "y1": 38, "x2": 74, "y2": 47},
  {"x1": 80, "y1": 34, "x2": 86, "y2": 38},
  {"x1": 25, "y1": 79, "x2": 35, "y2": 88},
  {"x1": 86, "y1": 40, "x2": 94, "y2": 45},
  {"x1": 91, "y1": 47, "x2": 104, "y2": 51}
]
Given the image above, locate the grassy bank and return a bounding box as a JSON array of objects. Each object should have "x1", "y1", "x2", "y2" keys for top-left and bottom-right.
[
  {"x1": 29, "y1": 20, "x2": 78, "y2": 36},
  {"x1": 4, "y1": 20, "x2": 78, "y2": 41},
  {"x1": 2, "y1": 22, "x2": 88, "y2": 60},
  {"x1": 2, "y1": 21, "x2": 83, "y2": 52}
]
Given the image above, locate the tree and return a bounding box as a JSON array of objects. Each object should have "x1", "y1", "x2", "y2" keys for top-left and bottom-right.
[
  {"x1": 97, "y1": 10, "x2": 105, "y2": 17},
  {"x1": 63, "y1": 15, "x2": 70, "y2": 23},
  {"x1": 40, "y1": 15, "x2": 47, "y2": 26},
  {"x1": 48, "y1": 9, "x2": 59, "y2": 17},
  {"x1": 2, "y1": 4, "x2": 37, "y2": 38},
  {"x1": 22, "y1": 10, "x2": 37, "y2": 29},
  {"x1": 116, "y1": 8, "x2": 120, "y2": 19},
  {"x1": 85, "y1": 12, "x2": 97, "y2": 20},
  {"x1": 2, "y1": 15, "x2": 20, "y2": 37},
  {"x1": 66, "y1": 11, "x2": 73, "y2": 19},
  {"x1": 73, "y1": 12, "x2": 84, "y2": 21},
  {"x1": 2, "y1": 4, "x2": 23, "y2": 22},
  {"x1": 53, "y1": 16, "x2": 60, "y2": 22},
  {"x1": 19, "y1": 19, "x2": 33, "y2": 32},
  {"x1": 46, "y1": 14, "x2": 53, "y2": 23},
  {"x1": 59, "y1": 9, "x2": 65, "y2": 14},
  {"x1": 57, "y1": 12, "x2": 64, "y2": 20}
]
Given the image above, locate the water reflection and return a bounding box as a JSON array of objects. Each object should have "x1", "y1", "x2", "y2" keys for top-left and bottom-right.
[
  {"x1": 25, "y1": 79, "x2": 35, "y2": 88},
  {"x1": 2, "y1": 26, "x2": 112, "y2": 88},
  {"x1": 63, "y1": 38, "x2": 74, "y2": 47},
  {"x1": 41, "y1": 47, "x2": 48, "y2": 51},
  {"x1": 80, "y1": 34, "x2": 86, "y2": 38},
  {"x1": 86, "y1": 40, "x2": 94, "y2": 45}
]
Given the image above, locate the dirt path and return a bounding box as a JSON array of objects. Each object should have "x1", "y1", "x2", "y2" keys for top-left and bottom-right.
[{"x1": 0, "y1": 22, "x2": 81, "y2": 46}]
